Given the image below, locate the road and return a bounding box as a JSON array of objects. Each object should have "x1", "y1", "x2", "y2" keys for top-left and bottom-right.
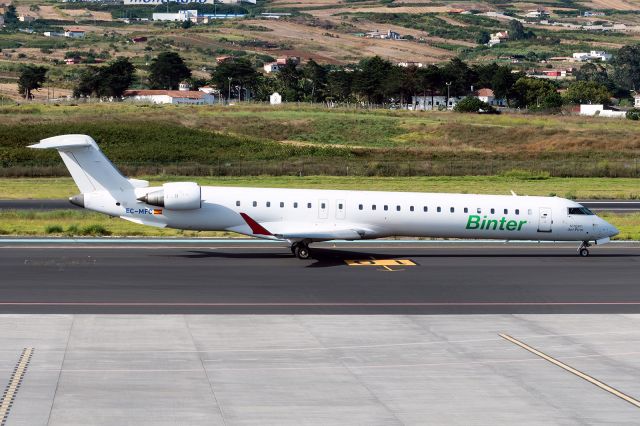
[{"x1": 1, "y1": 240, "x2": 638, "y2": 314}]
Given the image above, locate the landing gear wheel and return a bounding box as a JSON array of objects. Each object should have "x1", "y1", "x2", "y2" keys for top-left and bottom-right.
[
  {"x1": 295, "y1": 245, "x2": 311, "y2": 260},
  {"x1": 579, "y1": 248, "x2": 590, "y2": 257}
]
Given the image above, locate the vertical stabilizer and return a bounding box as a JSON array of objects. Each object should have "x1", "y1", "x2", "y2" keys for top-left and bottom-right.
[{"x1": 29, "y1": 134, "x2": 133, "y2": 194}]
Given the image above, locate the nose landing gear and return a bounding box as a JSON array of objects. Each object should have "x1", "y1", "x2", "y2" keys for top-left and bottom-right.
[
  {"x1": 290, "y1": 241, "x2": 311, "y2": 260},
  {"x1": 578, "y1": 241, "x2": 591, "y2": 257}
]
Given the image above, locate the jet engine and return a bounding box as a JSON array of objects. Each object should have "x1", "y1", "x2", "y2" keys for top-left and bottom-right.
[{"x1": 138, "y1": 182, "x2": 201, "y2": 210}]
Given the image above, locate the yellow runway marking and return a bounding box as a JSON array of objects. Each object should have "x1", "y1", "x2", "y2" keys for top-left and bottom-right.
[
  {"x1": 0, "y1": 348, "x2": 33, "y2": 424},
  {"x1": 500, "y1": 334, "x2": 640, "y2": 409},
  {"x1": 345, "y1": 259, "x2": 416, "y2": 266}
]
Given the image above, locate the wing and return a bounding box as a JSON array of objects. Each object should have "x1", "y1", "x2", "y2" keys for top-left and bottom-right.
[{"x1": 235, "y1": 213, "x2": 375, "y2": 241}]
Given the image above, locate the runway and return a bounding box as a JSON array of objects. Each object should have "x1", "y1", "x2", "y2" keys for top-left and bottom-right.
[
  {"x1": 1, "y1": 199, "x2": 639, "y2": 212},
  {"x1": 1, "y1": 240, "x2": 639, "y2": 314}
]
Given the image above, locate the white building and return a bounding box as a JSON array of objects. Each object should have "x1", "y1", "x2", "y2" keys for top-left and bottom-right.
[
  {"x1": 123, "y1": 89, "x2": 215, "y2": 105},
  {"x1": 366, "y1": 29, "x2": 401, "y2": 40},
  {"x1": 398, "y1": 61, "x2": 424, "y2": 68},
  {"x1": 0, "y1": 16, "x2": 5, "y2": 27},
  {"x1": 573, "y1": 50, "x2": 612, "y2": 62},
  {"x1": 64, "y1": 28, "x2": 86, "y2": 38},
  {"x1": 152, "y1": 10, "x2": 198, "y2": 23},
  {"x1": 411, "y1": 95, "x2": 464, "y2": 111},
  {"x1": 476, "y1": 88, "x2": 506, "y2": 106},
  {"x1": 524, "y1": 9, "x2": 549, "y2": 19},
  {"x1": 44, "y1": 31, "x2": 64, "y2": 37},
  {"x1": 270, "y1": 92, "x2": 282, "y2": 105},
  {"x1": 580, "y1": 104, "x2": 625, "y2": 118},
  {"x1": 488, "y1": 31, "x2": 508, "y2": 47},
  {"x1": 634, "y1": 94, "x2": 640, "y2": 108},
  {"x1": 263, "y1": 62, "x2": 280, "y2": 73}
]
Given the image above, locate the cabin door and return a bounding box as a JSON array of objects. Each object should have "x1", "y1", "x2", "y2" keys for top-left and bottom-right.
[
  {"x1": 318, "y1": 199, "x2": 328, "y2": 219},
  {"x1": 538, "y1": 207, "x2": 552, "y2": 232}
]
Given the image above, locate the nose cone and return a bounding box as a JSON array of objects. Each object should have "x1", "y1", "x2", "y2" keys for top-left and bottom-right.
[
  {"x1": 600, "y1": 217, "x2": 619, "y2": 238},
  {"x1": 609, "y1": 224, "x2": 620, "y2": 238}
]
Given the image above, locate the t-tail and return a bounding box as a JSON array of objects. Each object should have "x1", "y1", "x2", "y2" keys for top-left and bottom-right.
[{"x1": 28, "y1": 134, "x2": 148, "y2": 208}]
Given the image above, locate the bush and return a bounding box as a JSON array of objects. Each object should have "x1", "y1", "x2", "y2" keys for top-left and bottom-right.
[
  {"x1": 626, "y1": 109, "x2": 640, "y2": 121},
  {"x1": 45, "y1": 224, "x2": 64, "y2": 234},
  {"x1": 454, "y1": 96, "x2": 496, "y2": 113},
  {"x1": 80, "y1": 224, "x2": 111, "y2": 236}
]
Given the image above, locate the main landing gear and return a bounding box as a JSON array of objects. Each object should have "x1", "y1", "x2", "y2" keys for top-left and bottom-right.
[
  {"x1": 290, "y1": 241, "x2": 311, "y2": 260},
  {"x1": 578, "y1": 241, "x2": 591, "y2": 257}
]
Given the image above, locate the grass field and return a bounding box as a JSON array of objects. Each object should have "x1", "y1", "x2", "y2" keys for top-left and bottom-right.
[
  {"x1": 2, "y1": 176, "x2": 640, "y2": 200},
  {"x1": 2, "y1": 104, "x2": 640, "y2": 177}
]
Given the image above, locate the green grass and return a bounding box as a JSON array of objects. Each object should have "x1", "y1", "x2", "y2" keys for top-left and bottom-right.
[
  {"x1": 2, "y1": 176, "x2": 639, "y2": 200},
  {"x1": 2, "y1": 103, "x2": 640, "y2": 177}
]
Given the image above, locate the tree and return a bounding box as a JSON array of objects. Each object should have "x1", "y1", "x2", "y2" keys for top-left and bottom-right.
[
  {"x1": 148, "y1": 52, "x2": 191, "y2": 90},
  {"x1": 611, "y1": 44, "x2": 640, "y2": 91},
  {"x1": 477, "y1": 31, "x2": 490, "y2": 45},
  {"x1": 325, "y1": 69, "x2": 353, "y2": 103},
  {"x1": 441, "y1": 58, "x2": 477, "y2": 98},
  {"x1": 18, "y1": 65, "x2": 47, "y2": 99},
  {"x1": 509, "y1": 20, "x2": 534, "y2": 40},
  {"x1": 575, "y1": 62, "x2": 615, "y2": 90},
  {"x1": 277, "y1": 59, "x2": 303, "y2": 101},
  {"x1": 491, "y1": 65, "x2": 519, "y2": 106},
  {"x1": 301, "y1": 59, "x2": 327, "y2": 102},
  {"x1": 3, "y1": 5, "x2": 18, "y2": 25},
  {"x1": 352, "y1": 56, "x2": 394, "y2": 104},
  {"x1": 562, "y1": 81, "x2": 611, "y2": 105},
  {"x1": 73, "y1": 58, "x2": 135, "y2": 98},
  {"x1": 416, "y1": 64, "x2": 443, "y2": 109},
  {"x1": 211, "y1": 57, "x2": 260, "y2": 101},
  {"x1": 454, "y1": 97, "x2": 496, "y2": 113},
  {"x1": 101, "y1": 57, "x2": 135, "y2": 97},
  {"x1": 512, "y1": 77, "x2": 562, "y2": 109}
]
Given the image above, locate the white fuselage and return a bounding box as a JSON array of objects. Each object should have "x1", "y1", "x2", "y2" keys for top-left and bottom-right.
[{"x1": 89, "y1": 186, "x2": 618, "y2": 242}]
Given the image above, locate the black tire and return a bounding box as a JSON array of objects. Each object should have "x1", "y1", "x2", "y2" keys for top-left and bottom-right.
[
  {"x1": 579, "y1": 248, "x2": 589, "y2": 257},
  {"x1": 295, "y1": 245, "x2": 310, "y2": 260}
]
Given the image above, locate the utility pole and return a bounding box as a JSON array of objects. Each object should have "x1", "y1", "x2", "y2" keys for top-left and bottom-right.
[
  {"x1": 445, "y1": 81, "x2": 451, "y2": 110},
  {"x1": 227, "y1": 77, "x2": 232, "y2": 105}
]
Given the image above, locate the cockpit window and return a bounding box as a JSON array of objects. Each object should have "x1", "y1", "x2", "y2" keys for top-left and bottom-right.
[{"x1": 568, "y1": 207, "x2": 595, "y2": 215}]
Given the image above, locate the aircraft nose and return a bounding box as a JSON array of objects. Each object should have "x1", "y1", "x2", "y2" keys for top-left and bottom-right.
[{"x1": 609, "y1": 224, "x2": 620, "y2": 237}]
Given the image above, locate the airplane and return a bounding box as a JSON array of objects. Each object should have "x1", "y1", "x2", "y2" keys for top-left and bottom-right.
[{"x1": 29, "y1": 134, "x2": 619, "y2": 259}]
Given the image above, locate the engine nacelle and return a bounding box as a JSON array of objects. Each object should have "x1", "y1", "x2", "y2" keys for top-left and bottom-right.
[{"x1": 138, "y1": 182, "x2": 201, "y2": 210}]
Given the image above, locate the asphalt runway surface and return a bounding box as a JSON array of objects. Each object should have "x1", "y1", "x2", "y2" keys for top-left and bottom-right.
[
  {"x1": 1, "y1": 241, "x2": 639, "y2": 314},
  {"x1": 1, "y1": 199, "x2": 640, "y2": 212}
]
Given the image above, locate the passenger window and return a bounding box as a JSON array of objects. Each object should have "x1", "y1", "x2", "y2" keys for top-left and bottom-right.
[
  {"x1": 307, "y1": 203, "x2": 312, "y2": 208},
  {"x1": 294, "y1": 202, "x2": 298, "y2": 208},
  {"x1": 528, "y1": 209, "x2": 532, "y2": 215},
  {"x1": 280, "y1": 202, "x2": 284, "y2": 208},
  {"x1": 450, "y1": 207, "x2": 455, "y2": 213},
  {"x1": 423, "y1": 206, "x2": 428, "y2": 212},
  {"x1": 464, "y1": 207, "x2": 468, "y2": 213},
  {"x1": 359, "y1": 204, "x2": 363, "y2": 210},
  {"x1": 266, "y1": 202, "x2": 271, "y2": 207},
  {"x1": 477, "y1": 208, "x2": 482, "y2": 214},
  {"x1": 515, "y1": 209, "x2": 520, "y2": 215},
  {"x1": 236, "y1": 201, "x2": 240, "y2": 207},
  {"x1": 384, "y1": 205, "x2": 388, "y2": 211},
  {"x1": 410, "y1": 206, "x2": 414, "y2": 212},
  {"x1": 490, "y1": 208, "x2": 495, "y2": 214},
  {"x1": 437, "y1": 207, "x2": 442, "y2": 213},
  {"x1": 396, "y1": 205, "x2": 401, "y2": 211},
  {"x1": 372, "y1": 205, "x2": 376, "y2": 211},
  {"x1": 252, "y1": 201, "x2": 257, "y2": 207},
  {"x1": 504, "y1": 209, "x2": 508, "y2": 214}
]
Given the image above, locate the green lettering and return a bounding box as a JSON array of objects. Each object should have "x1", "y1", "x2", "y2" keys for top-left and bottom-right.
[
  {"x1": 487, "y1": 219, "x2": 498, "y2": 230},
  {"x1": 506, "y1": 220, "x2": 517, "y2": 231},
  {"x1": 517, "y1": 220, "x2": 527, "y2": 230},
  {"x1": 499, "y1": 217, "x2": 507, "y2": 230},
  {"x1": 466, "y1": 215, "x2": 481, "y2": 229}
]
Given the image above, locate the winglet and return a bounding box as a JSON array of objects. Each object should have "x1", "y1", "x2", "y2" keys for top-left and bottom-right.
[{"x1": 239, "y1": 213, "x2": 273, "y2": 236}]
